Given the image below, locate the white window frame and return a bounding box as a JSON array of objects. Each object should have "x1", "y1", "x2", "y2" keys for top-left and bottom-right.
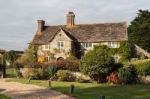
[
  {"x1": 57, "y1": 41, "x2": 65, "y2": 49},
  {"x1": 108, "y1": 42, "x2": 118, "y2": 48},
  {"x1": 81, "y1": 43, "x2": 92, "y2": 48},
  {"x1": 45, "y1": 56, "x2": 50, "y2": 62},
  {"x1": 113, "y1": 55, "x2": 120, "y2": 63},
  {"x1": 43, "y1": 45, "x2": 49, "y2": 50}
]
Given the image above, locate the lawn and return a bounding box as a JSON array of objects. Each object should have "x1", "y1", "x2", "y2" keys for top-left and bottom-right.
[
  {"x1": 7, "y1": 78, "x2": 150, "y2": 99},
  {"x1": 0, "y1": 94, "x2": 10, "y2": 99}
]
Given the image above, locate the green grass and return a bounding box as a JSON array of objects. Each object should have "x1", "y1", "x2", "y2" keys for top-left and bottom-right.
[
  {"x1": 0, "y1": 94, "x2": 10, "y2": 99},
  {"x1": 7, "y1": 78, "x2": 150, "y2": 99},
  {"x1": 6, "y1": 68, "x2": 16, "y2": 78}
]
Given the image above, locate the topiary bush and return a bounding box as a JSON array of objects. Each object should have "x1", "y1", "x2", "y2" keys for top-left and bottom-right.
[
  {"x1": 56, "y1": 70, "x2": 75, "y2": 81},
  {"x1": 131, "y1": 59, "x2": 150, "y2": 76}
]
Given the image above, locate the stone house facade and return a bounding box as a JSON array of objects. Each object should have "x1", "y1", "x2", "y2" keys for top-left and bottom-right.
[{"x1": 31, "y1": 12, "x2": 128, "y2": 62}]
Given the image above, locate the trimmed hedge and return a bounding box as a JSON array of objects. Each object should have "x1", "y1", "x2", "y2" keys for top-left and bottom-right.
[{"x1": 131, "y1": 59, "x2": 150, "y2": 76}]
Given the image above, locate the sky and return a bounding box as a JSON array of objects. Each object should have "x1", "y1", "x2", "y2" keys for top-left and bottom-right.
[{"x1": 0, "y1": 0, "x2": 150, "y2": 51}]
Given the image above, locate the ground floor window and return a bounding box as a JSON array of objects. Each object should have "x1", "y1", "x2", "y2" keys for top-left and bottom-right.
[
  {"x1": 114, "y1": 55, "x2": 120, "y2": 63},
  {"x1": 44, "y1": 56, "x2": 50, "y2": 62}
]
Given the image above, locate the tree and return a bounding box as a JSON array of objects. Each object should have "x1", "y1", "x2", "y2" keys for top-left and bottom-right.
[
  {"x1": 118, "y1": 41, "x2": 131, "y2": 62},
  {"x1": 128, "y1": 10, "x2": 150, "y2": 52},
  {"x1": 80, "y1": 45, "x2": 115, "y2": 83},
  {"x1": 3, "y1": 50, "x2": 17, "y2": 67},
  {"x1": 16, "y1": 44, "x2": 38, "y2": 64}
]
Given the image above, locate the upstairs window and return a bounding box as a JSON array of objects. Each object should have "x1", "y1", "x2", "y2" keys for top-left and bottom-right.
[
  {"x1": 57, "y1": 41, "x2": 65, "y2": 49},
  {"x1": 81, "y1": 43, "x2": 92, "y2": 48},
  {"x1": 43, "y1": 45, "x2": 49, "y2": 50},
  {"x1": 108, "y1": 42, "x2": 118, "y2": 48}
]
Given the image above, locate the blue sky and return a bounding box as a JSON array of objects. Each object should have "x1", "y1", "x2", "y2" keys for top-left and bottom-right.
[{"x1": 0, "y1": 0, "x2": 150, "y2": 51}]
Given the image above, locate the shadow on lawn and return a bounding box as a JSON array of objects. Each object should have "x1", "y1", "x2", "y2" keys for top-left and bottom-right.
[
  {"x1": 53, "y1": 84, "x2": 150, "y2": 99},
  {"x1": 3, "y1": 88, "x2": 72, "y2": 99}
]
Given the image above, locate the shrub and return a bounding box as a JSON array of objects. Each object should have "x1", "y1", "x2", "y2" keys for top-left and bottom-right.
[
  {"x1": 45, "y1": 60, "x2": 79, "y2": 72},
  {"x1": 76, "y1": 76, "x2": 90, "y2": 83},
  {"x1": 106, "y1": 71, "x2": 121, "y2": 84},
  {"x1": 38, "y1": 68, "x2": 49, "y2": 79},
  {"x1": 66, "y1": 55, "x2": 79, "y2": 61},
  {"x1": 118, "y1": 64, "x2": 137, "y2": 84},
  {"x1": 56, "y1": 70, "x2": 75, "y2": 81},
  {"x1": 23, "y1": 68, "x2": 40, "y2": 79},
  {"x1": 47, "y1": 66, "x2": 57, "y2": 79},
  {"x1": 131, "y1": 59, "x2": 150, "y2": 76},
  {"x1": 80, "y1": 45, "x2": 115, "y2": 83}
]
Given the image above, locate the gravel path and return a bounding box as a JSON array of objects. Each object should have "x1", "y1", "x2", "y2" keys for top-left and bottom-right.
[{"x1": 0, "y1": 79, "x2": 74, "y2": 99}]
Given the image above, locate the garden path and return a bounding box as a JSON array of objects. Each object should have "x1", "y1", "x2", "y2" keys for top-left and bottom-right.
[{"x1": 0, "y1": 79, "x2": 74, "y2": 99}]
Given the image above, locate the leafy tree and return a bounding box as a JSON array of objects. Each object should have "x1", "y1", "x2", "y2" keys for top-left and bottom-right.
[
  {"x1": 80, "y1": 45, "x2": 115, "y2": 83},
  {"x1": 118, "y1": 41, "x2": 131, "y2": 62},
  {"x1": 128, "y1": 10, "x2": 150, "y2": 52},
  {"x1": 16, "y1": 44, "x2": 38, "y2": 64},
  {"x1": 3, "y1": 50, "x2": 17, "y2": 67}
]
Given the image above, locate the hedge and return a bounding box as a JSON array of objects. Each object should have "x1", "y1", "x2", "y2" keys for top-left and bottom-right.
[{"x1": 131, "y1": 59, "x2": 150, "y2": 76}]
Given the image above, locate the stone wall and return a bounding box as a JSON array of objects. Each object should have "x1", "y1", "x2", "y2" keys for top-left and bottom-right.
[
  {"x1": 138, "y1": 76, "x2": 150, "y2": 84},
  {"x1": 37, "y1": 29, "x2": 72, "y2": 61}
]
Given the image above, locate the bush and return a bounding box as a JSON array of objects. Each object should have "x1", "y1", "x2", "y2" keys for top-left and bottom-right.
[
  {"x1": 118, "y1": 64, "x2": 137, "y2": 84},
  {"x1": 38, "y1": 68, "x2": 49, "y2": 79},
  {"x1": 80, "y1": 45, "x2": 115, "y2": 83},
  {"x1": 45, "y1": 60, "x2": 79, "y2": 72},
  {"x1": 76, "y1": 76, "x2": 90, "y2": 83},
  {"x1": 56, "y1": 70, "x2": 75, "y2": 81},
  {"x1": 106, "y1": 71, "x2": 121, "y2": 84},
  {"x1": 131, "y1": 59, "x2": 150, "y2": 76},
  {"x1": 23, "y1": 68, "x2": 40, "y2": 79},
  {"x1": 66, "y1": 55, "x2": 79, "y2": 61}
]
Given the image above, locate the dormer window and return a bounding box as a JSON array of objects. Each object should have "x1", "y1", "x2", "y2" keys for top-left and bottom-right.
[
  {"x1": 57, "y1": 41, "x2": 65, "y2": 49},
  {"x1": 43, "y1": 45, "x2": 49, "y2": 50}
]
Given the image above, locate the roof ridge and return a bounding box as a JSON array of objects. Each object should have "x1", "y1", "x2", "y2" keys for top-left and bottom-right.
[{"x1": 45, "y1": 21, "x2": 127, "y2": 27}]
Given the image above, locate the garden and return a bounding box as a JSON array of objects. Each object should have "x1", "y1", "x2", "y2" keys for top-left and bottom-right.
[{"x1": 3, "y1": 42, "x2": 150, "y2": 99}]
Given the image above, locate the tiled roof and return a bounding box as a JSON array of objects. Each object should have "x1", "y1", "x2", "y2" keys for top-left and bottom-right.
[{"x1": 32, "y1": 22, "x2": 128, "y2": 44}]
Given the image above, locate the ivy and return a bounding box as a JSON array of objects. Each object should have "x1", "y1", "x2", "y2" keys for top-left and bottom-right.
[{"x1": 109, "y1": 41, "x2": 131, "y2": 63}]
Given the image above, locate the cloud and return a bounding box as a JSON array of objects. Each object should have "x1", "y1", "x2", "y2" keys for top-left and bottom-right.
[{"x1": 0, "y1": 0, "x2": 150, "y2": 50}]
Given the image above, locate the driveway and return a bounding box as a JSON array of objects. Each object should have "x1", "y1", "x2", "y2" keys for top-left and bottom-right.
[{"x1": 0, "y1": 79, "x2": 74, "y2": 99}]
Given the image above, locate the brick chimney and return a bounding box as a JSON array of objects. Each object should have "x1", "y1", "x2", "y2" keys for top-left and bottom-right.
[
  {"x1": 66, "y1": 12, "x2": 75, "y2": 28},
  {"x1": 36, "y1": 20, "x2": 45, "y2": 36}
]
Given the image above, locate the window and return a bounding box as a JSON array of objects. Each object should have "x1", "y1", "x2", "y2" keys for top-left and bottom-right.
[
  {"x1": 57, "y1": 41, "x2": 64, "y2": 49},
  {"x1": 108, "y1": 42, "x2": 118, "y2": 48},
  {"x1": 81, "y1": 43, "x2": 92, "y2": 48},
  {"x1": 43, "y1": 45, "x2": 49, "y2": 50},
  {"x1": 45, "y1": 56, "x2": 50, "y2": 62},
  {"x1": 114, "y1": 55, "x2": 119, "y2": 63}
]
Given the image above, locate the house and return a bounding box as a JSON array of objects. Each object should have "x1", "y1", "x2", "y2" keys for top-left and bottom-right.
[{"x1": 31, "y1": 12, "x2": 128, "y2": 62}]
